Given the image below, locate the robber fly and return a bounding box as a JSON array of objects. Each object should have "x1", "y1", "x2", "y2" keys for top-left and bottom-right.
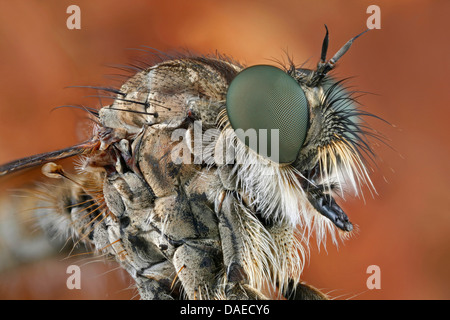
[{"x1": 0, "y1": 26, "x2": 380, "y2": 299}]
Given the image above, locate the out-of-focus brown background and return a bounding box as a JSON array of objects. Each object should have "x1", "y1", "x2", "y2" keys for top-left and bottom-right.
[{"x1": 0, "y1": 0, "x2": 448, "y2": 300}]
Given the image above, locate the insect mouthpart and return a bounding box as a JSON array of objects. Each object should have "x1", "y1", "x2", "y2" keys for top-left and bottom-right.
[
  {"x1": 307, "y1": 188, "x2": 353, "y2": 232},
  {"x1": 293, "y1": 166, "x2": 353, "y2": 232},
  {"x1": 308, "y1": 191, "x2": 353, "y2": 232}
]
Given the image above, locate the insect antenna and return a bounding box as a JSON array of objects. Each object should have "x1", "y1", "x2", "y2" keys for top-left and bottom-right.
[
  {"x1": 328, "y1": 28, "x2": 369, "y2": 68},
  {"x1": 314, "y1": 26, "x2": 369, "y2": 84},
  {"x1": 320, "y1": 24, "x2": 330, "y2": 63}
]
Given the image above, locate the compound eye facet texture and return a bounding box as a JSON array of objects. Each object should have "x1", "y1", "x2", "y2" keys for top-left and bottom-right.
[{"x1": 226, "y1": 65, "x2": 309, "y2": 164}]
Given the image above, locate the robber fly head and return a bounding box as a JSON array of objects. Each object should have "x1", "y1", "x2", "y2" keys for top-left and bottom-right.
[{"x1": 223, "y1": 26, "x2": 376, "y2": 241}]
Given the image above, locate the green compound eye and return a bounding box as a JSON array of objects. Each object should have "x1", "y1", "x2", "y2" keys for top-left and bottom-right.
[{"x1": 226, "y1": 65, "x2": 309, "y2": 164}]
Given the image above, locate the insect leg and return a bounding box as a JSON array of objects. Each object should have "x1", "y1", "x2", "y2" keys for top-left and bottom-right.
[
  {"x1": 103, "y1": 172, "x2": 180, "y2": 299},
  {"x1": 172, "y1": 239, "x2": 222, "y2": 299},
  {"x1": 284, "y1": 280, "x2": 328, "y2": 300},
  {"x1": 136, "y1": 260, "x2": 177, "y2": 300},
  {"x1": 216, "y1": 191, "x2": 261, "y2": 299}
]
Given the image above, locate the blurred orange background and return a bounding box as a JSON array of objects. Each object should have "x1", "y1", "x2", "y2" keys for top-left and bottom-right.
[{"x1": 0, "y1": 0, "x2": 448, "y2": 300}]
